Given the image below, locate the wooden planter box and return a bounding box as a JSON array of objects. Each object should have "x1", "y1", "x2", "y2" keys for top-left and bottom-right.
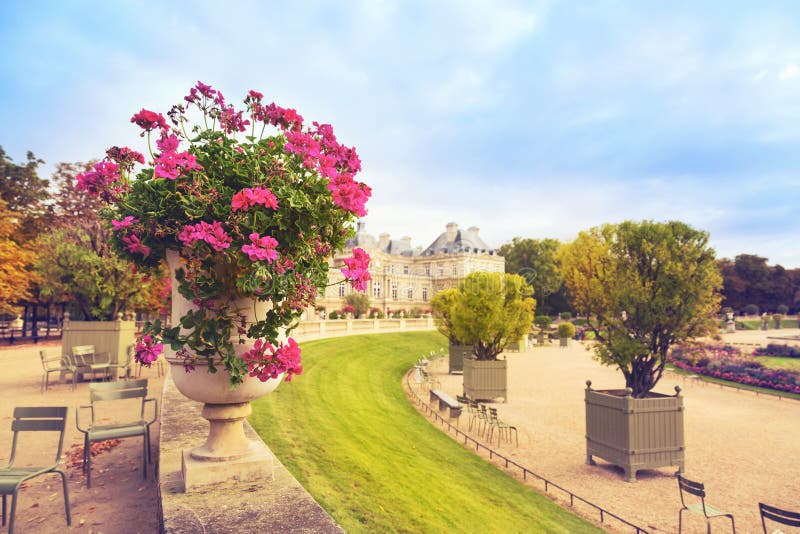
[
  {"x1": 448, "y1": 343, "x2": 472, "y2": 374},
  {"x1": 585, "y1": 382, "x2": 684, "y2": 482},
  {"x1": 61, "y1": 317, "x2": 136, "y2": 380},
  {"x1": 463, "y1": 358, "x2": 507, "y2": 402}
]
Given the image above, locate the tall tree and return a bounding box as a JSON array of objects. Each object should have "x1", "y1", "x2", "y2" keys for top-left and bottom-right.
[
  {"x1": 498, "y1": 237, "x2": 565, "y2": 314},
  {"x1": 0, "y1": 146, "x2": 51, "y2": 241},
  {"x1": 560, "y1": 221, "x2": 722, "y2": 397}
]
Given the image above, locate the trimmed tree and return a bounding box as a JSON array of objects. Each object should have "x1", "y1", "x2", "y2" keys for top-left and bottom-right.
[
  {"x1": 430, "y1": 288, "x2": 460, "y2": 343},
  {"x1": 451, "y1": 272, "x2": 536, "y2": 360},
  {"x1": 344, "y1": 293, "x2": 370, "y2": 319},
  {"x1": 560, "y1": 220, "x2": 722, "y2": 398}
]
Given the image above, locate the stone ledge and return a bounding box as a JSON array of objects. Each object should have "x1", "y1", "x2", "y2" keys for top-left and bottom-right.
[{"x1": 159, "y1": 374, "x2": 343, "y2": 533}]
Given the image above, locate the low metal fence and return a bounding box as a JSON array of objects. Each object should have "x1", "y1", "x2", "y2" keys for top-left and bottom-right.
[{"x1": 406, "y1": 367, "x2": 651, "y2": 534}]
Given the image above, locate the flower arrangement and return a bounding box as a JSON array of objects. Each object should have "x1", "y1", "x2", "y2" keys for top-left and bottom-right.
[{"x1": 82, "y1": 81, "x2": 372, "y2": 386}]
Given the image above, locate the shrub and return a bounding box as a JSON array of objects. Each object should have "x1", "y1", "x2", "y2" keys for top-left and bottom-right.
[
  {"x1": 328, "y1": 310, "x2": 339, "y2": 320},
  {"x1": 743, "y1": 304, "x2": 759, "y2": 316},
  {"x1": 368, "y1": 307, "x2": 384, "y2": 319},
  {"x1": 777, "y1": 304, "x2": 789, "y2": 315},
  {"x1": 534, "y1": 315, "x2": 552, "y2": 330},
  {"x1": 572, "y1": 318, "x2": 588, "y2": 326},
  {"x1": 559, "y1": 311, "x2": 572, "y2": 320},
  {"x1": 344, "y1": 293, "x2": 370, "y2": 318},
  {"x1": 409, "y1": 307, "x2": 424, "y2": 318},
  {"x1": 558, "y1": 322, "x2": 576, "y2": 338}
]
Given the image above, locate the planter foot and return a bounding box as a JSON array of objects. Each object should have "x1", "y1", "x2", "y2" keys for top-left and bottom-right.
[
  {"x1": 624, "y1": 468, "x2": 637, "y2": 483},
  {"x1": 181, "y1": 439, "x2": 273, "y2": 492},
  {"x1": 586, "y1": 454, "x2": 596, "y2": 466}
]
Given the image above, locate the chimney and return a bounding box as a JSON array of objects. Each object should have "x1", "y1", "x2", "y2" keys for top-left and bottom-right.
[
  {"x1": 445, "y1": 222, "x2": 458, "y2": 243},
  {"x1": 467, "y1": 226, "x2": 479, "y2": 234},
  {"x1": 378, "y1": 233, "x2": 391, "y2": 250},
  {"x1": 400, "y1": 236, "x2": 412, "y2": 247}
]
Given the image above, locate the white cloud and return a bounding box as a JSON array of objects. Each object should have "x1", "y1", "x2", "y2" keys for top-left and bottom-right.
[{"x1": 778, "y1": 63, "x2": 799, "y2": 80}]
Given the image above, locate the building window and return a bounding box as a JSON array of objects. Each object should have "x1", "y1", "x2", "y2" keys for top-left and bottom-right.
[
  {"x1": 373, "y1": 281, "x2": 381, "y2": 298},
  {"x1": 424, "y1": 265, "x2": 430, "y2": 275},
  {"x1": 407, "y1": 287, "x2": 413, "y2": 299},
  {"x1": 422, "y1": 287, "x2": 428, "y2": 301},
  {"x1": 392, "y1": 285, "x2": 398, "y2": 300},
  {"x1": 452, "y1": 264, "x2": 457, "y2": 276},
  {"x1": 438, "y1": 266, "x2": 444, "y2": 276},
  {"x1": 338, "y1": 282, "x2": 345, "y2": 297},
  {"x1": 403, "y1": 265, "x2": 409, "y2": 275}
]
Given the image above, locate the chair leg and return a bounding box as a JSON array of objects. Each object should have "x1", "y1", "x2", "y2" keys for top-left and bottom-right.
[
  {"x1": 56, "y1": 470, "x2": 71, "y2": 526},
  {"x1": 142, "y1": 435, "x2": 148, "y2": 480},
  {"x1": 2, "y1": 493, "x2": 6, "y2": 526},
  {"x1": 728, "y1": 514, "x2": 735, "y2": 533},
  {"x1": 41, "y1": 373, "x2": 46, "y2": 394},
  {"x1": 86, "y1": 438, "x2": 92, "y2": 488},
  {"x1": 678, "y1": 507, "x2": 684, "y2": 534},
  {"x1": 8, "y1": 491, "x2": 17, "y2": 534}
]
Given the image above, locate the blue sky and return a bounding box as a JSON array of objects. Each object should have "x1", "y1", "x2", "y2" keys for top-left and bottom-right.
[{"x1": 2, "y1": 1, "x2": 800, "y2": 266}]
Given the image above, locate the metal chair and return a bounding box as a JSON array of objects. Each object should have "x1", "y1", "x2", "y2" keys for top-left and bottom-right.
[
  {"x1": 71, "y1": 345, "x2": 111, "y2": 382},
  {"x1": 759, "y1": 502, "x2": 800, "y2": 533},
  {"x1": 488, "y1": 407, "x2": 518, "y2": 446},
  {"x1": 76, "y1": 379, "x2": 158, "y2": 488},
  {"x1": 110, "y1": 344, "x2": 134, "y2": 380},
  {"x1": 0, "y1": 407, "x2": 71, "y2": 534},
  {"x1": 39, "y1": 350, "x2": 76, "y2": 392},
  {"x1": 677, "y1": 474, "x2": 735, "y2": 533}
]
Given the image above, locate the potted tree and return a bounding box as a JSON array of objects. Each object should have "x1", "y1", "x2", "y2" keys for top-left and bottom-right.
[
  {"x1": 557, "y1": 321, "x2": 575, "y2": 347},
  {"x1": 431, "y1": 288, "x2": 471, "y2": 374},
  {"x1": 560, "y1": 220, "x2": 722, "y2": 481},
  {"x1": 534, "y1": 315, "x2": 552, "y2": 346},
  {"x1": 452, "y1": 272, "x2": 536, "y2": 401}
]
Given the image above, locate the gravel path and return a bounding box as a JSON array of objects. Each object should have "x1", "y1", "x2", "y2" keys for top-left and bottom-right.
[{"x1": 421, "y1": 331, "x2": 800, "y2": 533}]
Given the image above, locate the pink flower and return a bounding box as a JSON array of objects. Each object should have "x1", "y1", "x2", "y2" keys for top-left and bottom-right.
[
  {"x1": 248, "y1": 90, "x2": 263, "y2": 100},
  {"x1": 241, "y1": 338, "x2": 303, "y2": 382},
  {"x1": 341, "y1": 247, "x2": 371, "y2": 291},
  {"x1": 134, "y1": 335, "x2": 163, "y2": 366},
  {"x1": 327, "y1": 174, "x2": 371, "y2": 217},
  {"x1": 242, "y1": 232, "x2": 279, "y2": 263},
  {"x1": 231, "y1": 187, "x2": 279, "y2": 212},
  {"x1": 111, "y1": 216, "x2": 138, "y2": 231},
  {"x1": 106, "y1": 146, "x2": 145, "y2": 166},
  {"x1": 156, "y1": 133, "x2": 181, "y2": 153},
  {"x1": 178, "y1": 221, "x2": 232, "y2": 251},
  {"x1": 131, "y1": 109, "x2": 168, "y2": 131},
  {"x1": 122, "y1": 234, "x2": 150, "y2": 257}
]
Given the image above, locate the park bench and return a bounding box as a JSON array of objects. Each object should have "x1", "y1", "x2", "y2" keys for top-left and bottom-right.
[{"x1": 429, "y1": 389, "x2": 463, "y2": 421}]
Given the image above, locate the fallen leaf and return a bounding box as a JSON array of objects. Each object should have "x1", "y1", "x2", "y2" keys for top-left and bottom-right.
[
  {"x1": 30, "y1": 503, "x2": 39, "y2": 508},
  {"x1": 79, "y1": 518, "x2": 86, "y2": 526}
]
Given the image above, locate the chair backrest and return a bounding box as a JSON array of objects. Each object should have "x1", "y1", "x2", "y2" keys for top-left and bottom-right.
[
  {"x1": 72, "y1": 345, "x2": 95, "y2": 356},
  {"x1": 90, "y1": 379, "x2": 148, "y2": 402},
  {"x1": 759, "y1": 502, "x2": 800, "y2": 532},
  {"x1": 40, "y1": 350, "x2": 54, "y2": 370},
  {"x1": 488, "y1": 407, "x2": 499, "y2": 422},
  {"x1": 9, "y1": 406, "x2": 68, "y2": 466},
  {"x1": 677, "y1": 475, "x2": 709, "y2": 514}
]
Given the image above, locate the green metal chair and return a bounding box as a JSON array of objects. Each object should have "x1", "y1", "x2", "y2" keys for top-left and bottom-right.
[
  {"x1": 39, "y1": 350, "x2": 76, "y2": 392},
  {"x1": 71, "y1": 344, "x2": 111, "y2": 382},
  {"x1": 76, "y1": 379, "x2": 158, "y2": 488},
  {"x1": 488, "y1": 407, "x2": 518, "y2": 446},
  {"x1": 0, "y1": 407, "x2": 71, "y2": 534},
  {"x1": 677, "y1": 474, "x2": 735, "y2": 533},
  {"x1": 110, "y1": 344, "x2": 134, "y2": 380},
  {"x1": 759, "y1": 502, "x2": 800, "y2": 534}
]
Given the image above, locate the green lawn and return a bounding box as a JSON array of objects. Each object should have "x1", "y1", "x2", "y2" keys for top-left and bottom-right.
[
  {"x1": 758, "y1": 356, "x2": 800, "y2": 371},
  {"x1": 250, "y1": 331, "x2": 602, "y2": 534}
]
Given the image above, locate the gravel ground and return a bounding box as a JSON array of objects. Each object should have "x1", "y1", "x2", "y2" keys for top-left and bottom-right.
[
  {"x1": 417, "y1": 330, "x2": 800, "y2": 533},
  {"x1": 0, "y1": 341, "x2": 164, "y2": 534}
]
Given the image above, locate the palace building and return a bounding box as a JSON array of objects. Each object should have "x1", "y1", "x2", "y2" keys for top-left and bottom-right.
[{"x1": 315, "y1": 222, "x2": 505, "y2": 317}]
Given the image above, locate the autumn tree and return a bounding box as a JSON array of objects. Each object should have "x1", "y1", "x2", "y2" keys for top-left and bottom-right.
[
  {"x1": 0, "y1": 146, "x2": 51, "y2": 242},
  {"x1": 560, "y1": 221, "x2": 722, "y2": 397},
  {"x1": 0, "y1": 199, "x2": 36, "y2": 315},
  {"x1": 451, "y1": 272, "x2": 536, "y2": 360}
]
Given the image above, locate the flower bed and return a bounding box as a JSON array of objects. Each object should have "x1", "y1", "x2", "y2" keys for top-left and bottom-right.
[
  {"x1": 753, "y1": 343, "x2": 800, "y2": 358},
  {"x1": 669, "y1": 343, "x2": 800, "y2": 394}
]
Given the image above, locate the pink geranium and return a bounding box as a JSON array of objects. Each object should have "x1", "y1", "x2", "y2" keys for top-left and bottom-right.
[
  {"x1": 341, "y1": 247, "x2": 371, "y2": 291},
  {"x1": 178, "y1": 221, "x2": 232, "y2": 251},
  {"x1": 131, "y1": 109, "x2": 168, "y2": 131},
  {"x1": 121, "y1": 234, "x2": 150, "y2": 257},
  {"x1": 231, "y1": 187, "x2": 279, "y2": 212},
  {"x1": 134, "y1": 335, "x2": 163, "y2": 366},
  {"x1": 242, "y1": 338, "x2": 303, "y2": 382},
  {"x1": 111, "y1": 216, "x2": 138, "y2": 231},
  {"x1": 241, "y1": 232, "x2": 279, "y2": 262}
]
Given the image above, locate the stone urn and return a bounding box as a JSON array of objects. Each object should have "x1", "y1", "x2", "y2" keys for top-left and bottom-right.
[{"x1": 164, "y1": 251, "x2": 284, "y2": 488}]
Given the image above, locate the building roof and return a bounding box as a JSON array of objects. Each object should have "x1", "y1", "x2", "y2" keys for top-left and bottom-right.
[{"x1": 421, "y1": 223, "x2": 494, "y2": 256}]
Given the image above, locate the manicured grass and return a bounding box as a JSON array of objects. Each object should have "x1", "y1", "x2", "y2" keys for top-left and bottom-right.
[
  {"x1": 757, "y1": 356, "x2": 800, "y2": 371},
  {"x1": 250, "y1": 331, "x2": 602, "y2": 533}
]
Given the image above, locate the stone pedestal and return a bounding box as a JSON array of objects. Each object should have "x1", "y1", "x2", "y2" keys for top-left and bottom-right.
[{"x1": 181, "y1": 438, "x2": 273, "y2": 491}]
